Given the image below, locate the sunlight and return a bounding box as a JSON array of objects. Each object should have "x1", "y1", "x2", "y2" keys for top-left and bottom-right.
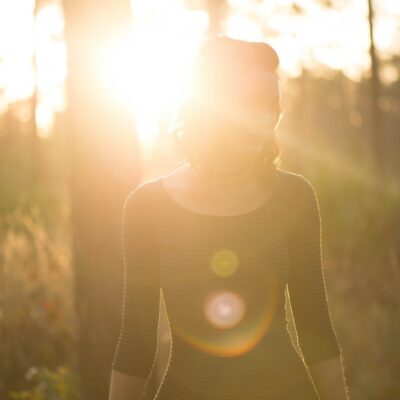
[
  {"x1": 35, "y1": 3, "x2": 67, "y2": 113},
  {"x1": 0, "y1": 0, "x2": 400, "y2": 144},
  {"x1": 101, "y1": 5, "x2": 208, "y2": 147},
  {"x1": 224, "y1": 13, "x2": 264, "y2": 42},
  {"x1": 0, "y1": 0, "x2": 34, "y2": 102},
  {"x1": 36, "y1": 100, "x2": 54, "y2": 139},
  {"x1": 0, "y1": 0, "x2": 66, "y2": 111}
]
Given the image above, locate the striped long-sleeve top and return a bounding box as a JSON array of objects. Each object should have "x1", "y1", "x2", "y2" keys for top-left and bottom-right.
[{"x1": 111, "y1": 168, "x2": 342, "y2": 400}]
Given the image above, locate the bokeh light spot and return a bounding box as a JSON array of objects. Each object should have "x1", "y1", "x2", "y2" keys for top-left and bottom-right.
[
  {"x1": 204, "y1": 290, "x2": 245, "y2": 329},
  {"x1": 210, "y1": 249, "x2": 239, "y2": 277}
]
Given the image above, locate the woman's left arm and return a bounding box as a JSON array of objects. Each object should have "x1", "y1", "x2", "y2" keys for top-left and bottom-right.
[
  {"x1": 287, "y1": 175, "x2": 350, "y2": 400},
  {"x1": 308, "y1": 355, "x2": 350, "y2": 400}
]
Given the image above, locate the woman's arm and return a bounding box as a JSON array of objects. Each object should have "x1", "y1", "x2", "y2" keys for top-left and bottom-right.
[
  {"x1": 109, "y1": 370, "x2": 147, "y2": 400},
  {"x1": 287, "y1": 175, "x2": 349, "y2": 400},
  {"x1": 308, "y1": 355, "x2": 350, "y2": 400},
  {"x1": 109, "y1": 184, "x2": 161, "y2": 400}
]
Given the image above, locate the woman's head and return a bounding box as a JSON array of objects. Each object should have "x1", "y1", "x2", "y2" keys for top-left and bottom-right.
[{"x1": 171, "y1": 35, "x2": 283, "y2": 179}]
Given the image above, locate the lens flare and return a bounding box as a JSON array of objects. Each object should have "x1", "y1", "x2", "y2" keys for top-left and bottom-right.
[
  {"x1": 168, "y1": 273, "x2": 279, "y2": 358},
  {"x1": 210, "y1": 249, "x2": 239, "y2": 277},
  {"x1": 204, "y1": 290, "x2": 245, "y2": 329}
]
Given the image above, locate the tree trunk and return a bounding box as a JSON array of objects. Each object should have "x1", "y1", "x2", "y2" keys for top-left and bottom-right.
[
  {"x1": 206, "y1": 0, "x2": 226, "y2": 34},
  {"x1": 367, "y1": 0, "x2": 382, "y2": 180},
  {"x1": 62, "y1": 1, "x2": 140, "y2": 398}
]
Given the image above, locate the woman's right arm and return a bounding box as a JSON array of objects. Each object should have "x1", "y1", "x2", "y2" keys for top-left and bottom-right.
[
  {"x1": 109, "y1": 370, "x2": 148, "y2": 400},
  {"x1": 109, "y1": 184, "x2": 161, "y2": 400}
]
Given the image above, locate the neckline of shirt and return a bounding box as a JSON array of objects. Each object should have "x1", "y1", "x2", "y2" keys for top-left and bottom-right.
[{"x1": 157, "y1": 169, "x2": 282, "y2": 219}]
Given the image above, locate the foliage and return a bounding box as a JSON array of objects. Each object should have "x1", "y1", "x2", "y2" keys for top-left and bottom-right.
[
  {"x1": 0, "y1": 205, "x2": 77, "y2": 397},
  {"x1": 8, "y1": 366, "x2": 83, "y2": 400},
  {"x1": 304, "y1": 153, "x2": 400, "y2": 400}
]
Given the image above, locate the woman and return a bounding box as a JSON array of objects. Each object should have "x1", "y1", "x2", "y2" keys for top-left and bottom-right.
[{"x1": 109, "y1": 35, "x2": 350, "y2": 400}]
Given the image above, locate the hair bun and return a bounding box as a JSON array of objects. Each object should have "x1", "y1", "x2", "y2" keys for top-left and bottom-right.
[
  {"x1": 188, "y1": 35, "x2": 280, "y2": 107},
  {"x1": 195, "y1": 35, "x2": 280, "y2": 74}
]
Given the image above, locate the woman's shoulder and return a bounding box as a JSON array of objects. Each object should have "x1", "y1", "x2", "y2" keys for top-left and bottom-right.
[
  {"x1": 276, "y1": 169, "x2": 320, "y2": 226},
  {"x1": 276, "y1": 168, "x2": 316, "y2": 196},
  {"x1": 125, "y1": 180, "x2": 154, "y2": 199},
  {"x1": 123, "y1": 177, "x2": 163, "y2": 213}
]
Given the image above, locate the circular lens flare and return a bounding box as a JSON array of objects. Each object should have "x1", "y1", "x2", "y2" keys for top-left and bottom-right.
[
  {"x1": 204, "y1": 290, "x2": 245, "y2": 329},
  {"x1": 210, "y1": 249, "x2": 239, "y2": 277}
]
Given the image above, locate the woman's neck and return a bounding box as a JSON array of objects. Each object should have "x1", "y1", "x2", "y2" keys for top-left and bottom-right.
[{"x1": 186, "y1": 157, "x2": 267, "y2": 195}]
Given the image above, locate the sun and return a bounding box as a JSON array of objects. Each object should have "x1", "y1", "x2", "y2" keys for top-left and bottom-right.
[{"x1": 100, "y1": 11, "x2": 208, "y2": 149}]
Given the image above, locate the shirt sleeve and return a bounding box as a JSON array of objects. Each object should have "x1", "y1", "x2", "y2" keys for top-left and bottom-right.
[
  {"x1": 111, "y1": 184, "x2": 161, "y2": 377},
  {"x1": 287, "y1": 176, "x2": 341, "y2": 366}
]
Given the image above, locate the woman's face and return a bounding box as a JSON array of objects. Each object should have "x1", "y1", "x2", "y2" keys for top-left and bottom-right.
[
  {"x1": 186, "y1": 68, "x2": 280, "y2": 175},
  {"x1": 198, "y1": 107, "x2": 278, "y2": 175}
]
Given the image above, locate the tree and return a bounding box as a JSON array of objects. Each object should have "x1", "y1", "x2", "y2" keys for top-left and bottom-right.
[{"x1": 63, "y1": 1, "x2": 140, "y2": 398}]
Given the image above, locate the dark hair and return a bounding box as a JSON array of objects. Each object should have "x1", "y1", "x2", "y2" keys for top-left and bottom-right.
[{"x1": 169, "y1": 35, "x2": 284, "y2": 181}]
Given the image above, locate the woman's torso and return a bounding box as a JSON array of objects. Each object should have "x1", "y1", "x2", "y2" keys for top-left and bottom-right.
[{"x1": 142, "y1": 168, "x2": 320, "y2": 400}]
